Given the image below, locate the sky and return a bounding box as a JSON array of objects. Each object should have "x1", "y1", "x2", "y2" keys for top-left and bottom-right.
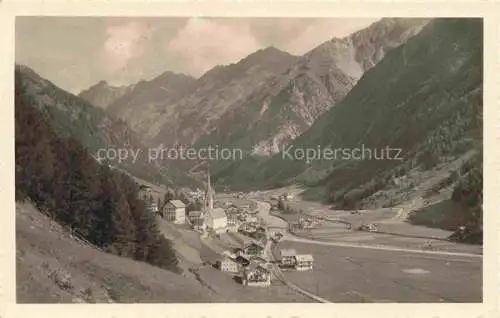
[{"x1": 16, "y1": 17, "x2": 379, "y2": 94}]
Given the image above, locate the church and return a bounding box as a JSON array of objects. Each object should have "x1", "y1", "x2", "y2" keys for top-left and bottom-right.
[
  {"x1": 203, "y1": 172, "x2": 228, "y2": 234},
  {"x1": 186, "y1": 171, "x2": 228, "y2": 234}
]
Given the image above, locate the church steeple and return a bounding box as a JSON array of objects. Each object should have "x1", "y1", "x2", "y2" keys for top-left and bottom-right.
[{"x1": 205, "y1": 170, "x2": 214, "y2": 212}]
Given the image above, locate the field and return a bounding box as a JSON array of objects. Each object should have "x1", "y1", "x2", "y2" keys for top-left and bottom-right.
[
  {"x1": 275, "y1": 241, "x2": 482, "y2": 302},
  {"x1": 269, "y1": 198, "x2": 482, "y2": 255}
]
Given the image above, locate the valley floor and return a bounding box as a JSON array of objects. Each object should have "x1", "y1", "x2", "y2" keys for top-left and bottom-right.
[
  {"x1": 227, "y1": 187, "x2": 482, "y2": 302},
  {"x1": 274, "y1": 241, "x2": 482, "y2": 302}
]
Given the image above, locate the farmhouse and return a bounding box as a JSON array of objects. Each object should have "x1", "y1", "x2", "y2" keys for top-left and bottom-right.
[
  {"x1": 219, "y1": 255, "x2": 239, "y2": 273},
  {"x1": 239, "y1": 222, "x2": 258, "y2": 233},
  {"x1": 226, "y1": 213, "x2": 240, "y2": 232},
  {"x1": 231, "y1": 201, "x2": 250, "y2": 210},
  {"x1": 242, "y1": 262, "x2": 271, "y2": 287},
  {"x1": 163, "y1": 200, "x2": 186, "y2": 224},
  {"x1": 280, "y1": 249, "x2": 297, "y2": 267},
  {"x1": 146, "y1": 202, "x2": 159, "y2": 215},
  {"x1": 248, "y1": 255, "x2": 268, "y2": 265},
  {"x1": 234, "y1": 255, "x2": 250, "y2": 268},
  {"x1": 294, "y1": 254, "x2": 314, "y2": 271},
  {"x1": 188, "y1": 210, "x2": 203, "y2": 223},
  {"x1": 188, "y1": 210, "x2": 206, "y2": 231},
  {"x1": 192, "y1": 218, "x2": 206, "y2": 231},
  {"x1": 242, "y1": 242, "x2": 265, "y2": 257},
  {"x1": 245, "y1": 214, "x2": 259, "y2": 223}
]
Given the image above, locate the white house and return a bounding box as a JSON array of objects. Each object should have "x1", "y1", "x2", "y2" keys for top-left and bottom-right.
[
  {"x1": 164, "y1": 200, "x2": 186, "y2": 224},
  {"x1": 294, "y1": 254, "x2": 314, "y2": 271},
  {"x1": 280, "y1": 249, "x2": 297, "y2": 268},
  {"x1": 219, "y1": 255, "x2": 239, "y2": 273}
]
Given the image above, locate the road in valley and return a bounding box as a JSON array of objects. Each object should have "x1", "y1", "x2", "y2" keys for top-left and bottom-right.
[
  {"x1": 251, "y1": 198, "x2": 482, "y2": 302},
  {"x1": 253, "y1": 200, "x2": 481, "y2": 258}
]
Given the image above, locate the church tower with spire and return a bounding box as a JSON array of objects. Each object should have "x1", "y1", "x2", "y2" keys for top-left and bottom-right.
[
  {"x1": 204, "y1": 170, "x2": 214, "y2": 214},
  {"x1": 202, "y1": 169, "x2": 228, "y2": 234}
]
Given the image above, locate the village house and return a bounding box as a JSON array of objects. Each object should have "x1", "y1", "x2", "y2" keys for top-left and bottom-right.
[
  {"x1": 218, "y1": 251, "x2": 250, "y2": 273},
  {"x1": 239, "y1": 222, "x2": 258, "y2": 233},
  {"x1": 219, "y1": 255, "x2": 239, "y2": 273},
  {"x1": 187, "y1": 210, "x2": 203, "y2": 223},
  {"x1": 246, "y1": 207, "x2": 259, "y2": 215},
  {"x1": 232, "y1": 247, "x2": 244, "y2": 256},
  {"x1": 191, "y1": 217, "x2": 206, "y2": 232},
  {"x1": 249, "y1": 201, "x2": 257, "y2": 209},
  {"x1": 294, "y1": 254, "x2": 314, "y2": 271},
  {"x1": 242, "y1": 262, "x2": 271, "y2": 287},
  {"x1": 244, "y1": 214, "x2": 259, "y2": 223},
  {"x1": 146, "y1": 202, "x2": 159, "y2": 215},
  {"x1": 280, "y1": 249, "x2": 297, "y2": 267},
  {"x1": 164, "y1": 200, "x2": 186, "y2": 224},
  {"x1": 242, "y1": 242, "x2": 265, "y2": 258},
  {"x1": 226, "y1": 213, "x2": 240, "y2": 232},
  {"x1": 238, "y1": 213, "x2": 248, "y2": 222},
  {"x1": 248, "y1": 255, "x2": 268, "y2": 265},
  {"x1": 269, "y1": 198, "x2": 279, "y2": 210},
  {"x1": 234, "y1": 255, "x2": 250, "y2": 268},
  {"x1": 231, "y1": 201, "x2": 250, "y2": 210},
  {"x1": 187, "y1": 210, "x2": 206, "y2": 231}
]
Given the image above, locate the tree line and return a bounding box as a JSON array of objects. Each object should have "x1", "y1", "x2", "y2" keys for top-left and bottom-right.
[{"x1": 15, "y1": 87, "x2": 179, "y2": 272}]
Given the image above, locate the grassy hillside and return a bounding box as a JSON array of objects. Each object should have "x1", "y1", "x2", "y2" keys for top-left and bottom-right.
[
  {"x1": 16, "y1": 202, "x2": 215, "y2": 303},
  {"x1": 407, "y1": 154, "x2": 482, "y2": 243},
  {"x1": 15, "y1": 94, "x2": 180, "y2": 272}
]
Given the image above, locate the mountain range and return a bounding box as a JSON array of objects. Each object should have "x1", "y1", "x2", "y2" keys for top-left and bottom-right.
[
  {"x1": 79, "y1": 18, "x2": 429, "y2": 159},
  {"x1": 15, "y1": 65, "x2": 199, "y2": 188},
  {"x1": 221, "y1": 18, "x2": 483, "y2": 214},
  {"x1": 20, "y1": 18, "x2": 482, "y2": 222}
]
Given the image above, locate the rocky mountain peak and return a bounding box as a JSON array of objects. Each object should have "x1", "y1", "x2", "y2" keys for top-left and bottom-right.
[{"x1": 78, "y1": 80, "x2": 134, "y2": 110}]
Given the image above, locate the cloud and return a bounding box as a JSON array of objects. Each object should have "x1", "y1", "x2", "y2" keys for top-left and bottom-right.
[
  {"x1": 100, "y1": 21, "x2": 156, "y2": 75},
  {"x1": 164, "y1": 18, "x2": 262, "y2": 76}
]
